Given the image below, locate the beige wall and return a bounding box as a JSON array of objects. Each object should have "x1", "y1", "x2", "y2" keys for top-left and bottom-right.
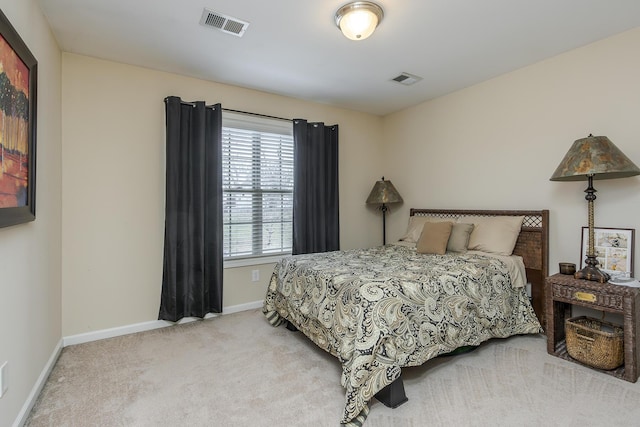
[
  {"x1": 61, "y1": 27, "x2": 640, "y2": 338},
  {"x1": 0, "y1": 1, "x2": 62, "y2": 426},
  {"x1": 382, "y1": 27, "x2": 640, "y2": 276},
  {"x1": 61, "y1": 53, "x2": 384, "y2": 336}
]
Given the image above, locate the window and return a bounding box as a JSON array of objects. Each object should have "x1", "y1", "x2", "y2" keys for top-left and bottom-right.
[{"x1": 222, "y1": 112, "x2": 294, "y2": 261}]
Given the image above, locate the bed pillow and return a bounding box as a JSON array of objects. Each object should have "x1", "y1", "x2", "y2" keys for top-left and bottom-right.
[
  {"x1": 401, "y1": 215, "x2": 451, "y2": 243},
  {"x1": 458, "y1": 215, "x2": 524, "y2": 256},
  {"x1": 416, "y1": 221, "x2": 453, "y2": 255},
  {"x1": 446, "y1": 223, "x2": 475, "y2": 253}
]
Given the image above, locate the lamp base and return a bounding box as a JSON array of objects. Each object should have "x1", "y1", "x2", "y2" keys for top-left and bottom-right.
[{"x1": 574, "y1": 265, "x2": 610, "y2": 283}]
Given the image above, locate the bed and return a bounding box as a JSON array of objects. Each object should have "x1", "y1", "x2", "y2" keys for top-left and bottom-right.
[{"x1": 263, "y1": 209, "x2": 549, "y2": 425}]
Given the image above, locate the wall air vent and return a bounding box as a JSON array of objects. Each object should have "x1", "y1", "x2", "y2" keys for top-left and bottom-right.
[
  {"x1": 200, "y1": 9, "x2": 250, "y2": 37},
  {"x1": 391, "y1": 72, "x2": 423, "y2": 86}
]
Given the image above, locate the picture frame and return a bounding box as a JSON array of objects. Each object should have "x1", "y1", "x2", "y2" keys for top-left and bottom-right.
[
  {"x1": 0, "y1": 9, "x2": 38, "y2": 228},
  {"x1": 580, "y1": 227, "x2": 635, "y2": 278}
]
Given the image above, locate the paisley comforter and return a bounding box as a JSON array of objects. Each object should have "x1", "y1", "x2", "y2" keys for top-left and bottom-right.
[{"x1": 262, "y1": 244, "x2": 542, "y2": 425}]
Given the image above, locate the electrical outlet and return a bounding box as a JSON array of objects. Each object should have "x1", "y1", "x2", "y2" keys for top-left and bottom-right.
[
  {"x1": 251, "y1": 269, "x2": 260, "y2": 282},
  {"x1": 0, "y1": 361, "x2": 7, "y2": 398}
]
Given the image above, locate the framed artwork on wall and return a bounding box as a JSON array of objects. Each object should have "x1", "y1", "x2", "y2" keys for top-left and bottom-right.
[
  {"x1": 580, "y1": 227, "x2": 635, "y2": 278},
  {"x1": 0, "y1": 9, "x2": 38, "y2": 229}
]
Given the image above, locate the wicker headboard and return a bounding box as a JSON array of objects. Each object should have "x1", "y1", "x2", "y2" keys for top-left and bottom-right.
[{"x1": 409, "y1": 209, "x2": 549, "y2": 328}]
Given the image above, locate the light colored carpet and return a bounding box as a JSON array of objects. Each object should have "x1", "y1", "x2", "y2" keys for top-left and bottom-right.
[{"x1": 25, "y1": 308, "x2": 640, "y2": 426}]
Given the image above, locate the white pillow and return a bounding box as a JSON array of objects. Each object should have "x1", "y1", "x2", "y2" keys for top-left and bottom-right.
[
  {"x1": 457, "y1": 215, "x2": 524, "y2": 256},
  {"x1": 400, "y1": 215, "x2": 452, "y2": 243}
]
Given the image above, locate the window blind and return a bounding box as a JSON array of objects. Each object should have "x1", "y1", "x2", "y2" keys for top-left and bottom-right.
[{"x1": 222, "y1": 113, "x2": 294, "y2": 260}]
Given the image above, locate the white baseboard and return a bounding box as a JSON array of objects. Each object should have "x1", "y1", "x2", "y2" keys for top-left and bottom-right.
[
  {"x1": 63, "y1": 300, "x2": 264, "y2": 347},
  {"x1": 222, "y1": 300, "x2": 263, "y2": 314},
  {"x1": 12, "y1": 339, "x2": 63, "y2": 427},
  {"x1": 63, "y1": 319, "x2": 172, "y2": 347}
]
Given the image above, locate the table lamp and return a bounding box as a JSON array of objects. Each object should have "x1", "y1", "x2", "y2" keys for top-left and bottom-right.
[
  {"x1": 366, "y1": 177, "x2": 403, "y2": 245},
  {"x1": 550, "y1": 134, "x2": 640, "y2": 282}
]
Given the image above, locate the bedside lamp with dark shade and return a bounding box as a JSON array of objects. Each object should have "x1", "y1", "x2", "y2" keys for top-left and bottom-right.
[
  {"x1": 366, "y1": 177, "x2": 403, "y2": 245},
  {"x1": 550, "y1": 134, "x2": 640, "y2": 283}
]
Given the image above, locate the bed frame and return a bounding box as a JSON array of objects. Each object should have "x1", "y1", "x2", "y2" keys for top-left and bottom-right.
[{"x1": 370, "y1": 209, "x2": 550, "y2": 408}]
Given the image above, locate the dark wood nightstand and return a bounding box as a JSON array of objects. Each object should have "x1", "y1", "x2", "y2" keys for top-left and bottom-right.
[{"x1": 546, "y1": 273, "x2": 640, "y2": 382}]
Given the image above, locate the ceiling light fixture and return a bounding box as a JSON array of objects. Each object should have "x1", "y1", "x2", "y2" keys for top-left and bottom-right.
[{"x1": 335, "y1": 1, "x2": 384, "y2": 41}]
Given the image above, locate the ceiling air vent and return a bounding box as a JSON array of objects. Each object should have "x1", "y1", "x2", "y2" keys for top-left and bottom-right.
[
  {"x1": 391, "y1": 72, "x2": 423, "y2": 86},
  {"x1": 200, "y1": 9, "x2": 250, "y2": 37}
]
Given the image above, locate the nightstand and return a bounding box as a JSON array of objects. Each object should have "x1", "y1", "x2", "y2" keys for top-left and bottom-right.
[{"x1": 545, "y1": 273, "x2": 640, "y2": 382}]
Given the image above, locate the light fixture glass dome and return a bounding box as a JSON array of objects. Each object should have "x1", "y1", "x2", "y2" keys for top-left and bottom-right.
[{"x1": 335, "y1": 2, "x2": 384, "y2": 41}]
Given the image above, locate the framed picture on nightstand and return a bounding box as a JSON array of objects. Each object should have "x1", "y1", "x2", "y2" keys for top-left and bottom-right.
[{"x1": 580, "y1": 227, "x2": 634, "y2": 277}]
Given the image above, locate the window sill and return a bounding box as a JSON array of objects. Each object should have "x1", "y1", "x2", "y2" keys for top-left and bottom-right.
[{"x1": 224, "y1": 254, "x2": 288, "y2": 269}]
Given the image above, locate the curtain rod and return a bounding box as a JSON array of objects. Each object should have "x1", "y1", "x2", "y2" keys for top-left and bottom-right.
[
  {"x1": 164, "y1": 98, "x2": 292, "y2": 122},
  {"x1": 222, "y1": 108, "x2": 292, "y2": 123}
]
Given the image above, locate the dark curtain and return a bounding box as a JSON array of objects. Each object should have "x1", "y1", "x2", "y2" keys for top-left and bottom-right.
[
  {"x1": 292, "y1": 120, "x2": 340, "y2": 255},
  {"x1": 159, "y1": 96, "x2": 223, "y2": 322}
]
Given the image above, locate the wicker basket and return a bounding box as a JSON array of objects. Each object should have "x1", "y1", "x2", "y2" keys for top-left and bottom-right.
[{"x1": 565, "y1": 316, "x2": 624, "y2": 370}]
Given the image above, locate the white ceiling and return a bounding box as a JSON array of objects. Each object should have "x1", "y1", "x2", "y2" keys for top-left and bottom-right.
[{"x1": 37, "y1": 0, "x2": 640, "y2": 116}]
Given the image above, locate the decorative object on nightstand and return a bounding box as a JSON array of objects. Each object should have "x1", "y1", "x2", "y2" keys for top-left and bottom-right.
[
  {"x1": 366, "y1": 177, "x2": 403, "y2": 245},
  {"x1": 609, "y1": 276, "x2": 640, "y2": 287},
  {"x1": 550, "y1": 134, "x2": 640, "y2": 283},
  {"x1": 579, "y1": 227, "x2": 635, "y2": 280},
  {"x1": 559, "y1": 262, "x2": 576, "y2": 275}
]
